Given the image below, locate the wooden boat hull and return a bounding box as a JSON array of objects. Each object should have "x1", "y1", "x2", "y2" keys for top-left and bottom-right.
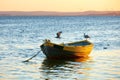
[{"x1": 40, "y1": 39, "x2": 93, "y2": 59}]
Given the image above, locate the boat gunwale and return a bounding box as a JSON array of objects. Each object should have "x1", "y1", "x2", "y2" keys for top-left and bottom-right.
[{"x1": 46, "y1": 40, "x2": 94, "y2": 48}]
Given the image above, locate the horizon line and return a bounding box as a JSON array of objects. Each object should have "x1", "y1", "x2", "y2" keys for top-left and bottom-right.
[{"x1": 0, "y1": 10, "x2": 120, "y2": 16}]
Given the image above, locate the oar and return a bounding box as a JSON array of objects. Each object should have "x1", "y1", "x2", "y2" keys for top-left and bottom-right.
[{"x1": 23, "y1": 51, "x2": 41, "y2": 62}]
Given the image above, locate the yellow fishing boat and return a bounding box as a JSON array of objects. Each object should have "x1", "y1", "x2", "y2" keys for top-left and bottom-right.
[{"x1": 40, "y1": 39, "x2": 94, "y2": 59}]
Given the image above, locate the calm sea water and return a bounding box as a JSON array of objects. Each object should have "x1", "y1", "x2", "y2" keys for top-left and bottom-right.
[{"x1": 0, "y1": 16, "x2": 120, "y2": 80}]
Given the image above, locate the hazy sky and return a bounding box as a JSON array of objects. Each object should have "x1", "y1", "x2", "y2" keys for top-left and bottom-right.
[{"x1": 0, "y1": 0, "x2": 120, "y2": 12}]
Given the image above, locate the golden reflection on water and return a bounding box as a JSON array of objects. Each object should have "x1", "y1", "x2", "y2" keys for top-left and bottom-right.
[
  {"x1": 41, "y1": 56, "x2": 91, "y2": 67},
  {"x1": 39, "y1": 57, "x2": 92, "y2": 79},
  {"x1": 72, "y1": 56, "x2": 92, "y2": 62}
]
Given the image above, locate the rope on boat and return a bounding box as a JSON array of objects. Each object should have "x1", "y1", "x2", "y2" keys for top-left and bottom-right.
[
  {"x1": 23, "y1": 51, "x2": 41, "y2": 62},
  {"x1": 23, "y1": 45, "x2": 46, "y2": 62}
]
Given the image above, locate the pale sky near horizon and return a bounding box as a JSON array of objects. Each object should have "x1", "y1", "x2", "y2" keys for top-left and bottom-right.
[{"x1": 0, "y1": 0, "x2": 120, "y2": 12}]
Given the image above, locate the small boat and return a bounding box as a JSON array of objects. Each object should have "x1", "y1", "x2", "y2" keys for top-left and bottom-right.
[{"x1": 40, "y1": 39, "x2": 94, "y2": 59}]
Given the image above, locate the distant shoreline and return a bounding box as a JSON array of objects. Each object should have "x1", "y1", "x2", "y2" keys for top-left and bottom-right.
[{"x1": 0, "y1": 11, "x2": 120, "y2": 16}]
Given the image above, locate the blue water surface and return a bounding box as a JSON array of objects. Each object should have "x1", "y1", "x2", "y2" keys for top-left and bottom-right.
[{"x1": 0, "y1": 16, "x2": 120, "y2": 80}]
